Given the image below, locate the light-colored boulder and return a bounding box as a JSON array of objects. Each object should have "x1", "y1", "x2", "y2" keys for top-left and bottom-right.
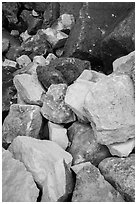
[
  {"x1": 3, "y1": 59, "x2": 17, "y2": 68},
  {"x1": 45, "y1": 53, "x2": 57, "y2": 65},
  {"x1": 2, "y1": 149, "x2": 39, "y2": 202},
  {"x1": 33, "y1": 55, "x2": 47, "y2": 66},
  {"x1": 48, "y1": 121, "x2": 68, "y2": 149},
  {"x1": 10, "y1": 30, "x2": 19, "y2": 36},
  {"x1": 107, "y1": 138, "x2": 135, "y2": 157},
  {"x1": 8, "y1": 136, "x2": 74, "y2": 202},
  {"x1": 16, "y1": 55, "x2": 31, "y2": 68},
  {"x1": 13, "y1": 73, "x2": 45, "y2": 105}
]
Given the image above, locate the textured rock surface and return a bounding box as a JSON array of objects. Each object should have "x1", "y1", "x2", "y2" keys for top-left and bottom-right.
[
  {"x1": 3, "y1": 59, "x2": 17, "y2": 68},
  {"x1": 8, "y1": 136, "x2": 74, "y2": 202},
  {"x1": 71, "y1": 162, "x2": 91, "y2": 174},
  {"x1": 13, "y1": 74, "x2": 45, "y2": 106},
  {"x1": 41, "y1": 84, "x2": 76, "y2": 123},
  {"x1": 68, "y1": 122, "x2": 110, "y2": 166},
  {"x1": 2, "y1": 149, "x2": 39, "y2": 202},
  {"x1": 2, "y1": 38, "x2": 10, "y2": 53},
  {"x1": 2, "y1": 104, "x2": 42, "y2": 144},
  {"x1": 72, "y1": 162, "x2": 124, "y2": 202},
  {"x1": 48, "y1": 121, "x2": 69, "y2": 150},
  {"x1": 16, "y1": 55, "x2": 31, "y2": 68},
  {"x1": 99, "y1": 154, "x2": 135, "y2": 201}
]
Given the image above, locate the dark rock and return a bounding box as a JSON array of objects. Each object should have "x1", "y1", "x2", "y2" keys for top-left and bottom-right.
[
  {"x1": 2, "y1": 12, "x2": 9, "y2": 29},
  {"x1": 99, "y1": 154, "x2": 135, "y2": 202},
  {"x1": 72, "y1": 162, "x2": 124, "y2": 202},
  {"x1": 68, "y1": 122, "x2": 111, "y2": 166},
  {"x1": 101, "y1": 8, "x2": 135, "y2": 74},
  {"x1": 63, "y1": 2, "x2": 134, "y2": 72}
]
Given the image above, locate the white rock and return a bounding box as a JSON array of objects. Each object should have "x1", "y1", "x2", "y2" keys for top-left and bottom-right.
[
  {"x1": 48, "y1": 121, "x2": 68, "y2": 150},
  {"x1": 3, "y1": 59, "x2": 17, "y2": 68},
  {"x1": 20, "y1": 30, "x2": 31, "y2": 42},
  {"x1": 71, "y1": 162, "x2": 91, "y2": 174},
  {"x1": 32, "y1": 9, "x2": 39, "y2": 17},
  {"x1": 8, "y1": 136, "x2": 73, "y2": 202},
  {"x1": 13, "y1": 73, "x2": 45, "y2": 105},
  {"x1": 45, "y1": 53, "x2": 57, "y2": 65},
  {"x1": 16, "y1": 55, "x2": 31, "y2": 68},
  {"x1": 2, "y1": 149, "x2": 39, "y2": 202},
  {"x1": 107, "y1": 138, "x2": 135, "y2": 157},
  {"x1": 33, "y1": 55, "x2": 47, "y2": 66}
]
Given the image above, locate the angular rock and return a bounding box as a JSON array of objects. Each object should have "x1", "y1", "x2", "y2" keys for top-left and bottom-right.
[
  {"x1": 2, "y1": 149, "x2": 39, "y2": 202},
  {"x1": 16, "y1": 55, "x2": 31, "y2": 68},
  {"x1": 20, "y1": 30, "x2": 31, "y2": 42},
  {"x1": 2, "y1": 38, "x2": 10, "y2": 53},
  {"x1": 41, "y1": 84, "x2": 76, "y2": 123},
  {"x1": 6, "y1": 46, "x2": 24, "y2": 61},
  {"x1": 113, "y1": 51, "x2": 135, "y2": 84},
  {"x1": 84, "y1": 74, "x2": 135, "y2": 145},
  {"x1": 2, "y1": 104, "x2": 42, "y2": 144},
  {"x1": 2, "y1": 59, "x2": 17, "y2": 68},
  {"x1": 68, "y1": 122, "x2": 110, "y2": 166},
  {"x1": 13, "y1": 62, "x2": 38, "y2": 77},
  {"x1": 101, "y1": 8, "x2": 135, "y2": 74},
  {"x1": 10, "y1": 30, "x2": 19, "y2": 36},
  {"x1": 48, "y1": 121, "x2": 68, "y2": 150},
  {"x1": 72, "y1": 162, "x2": 124, "y2": 202},
  {"x1": 33, "y1": 55, "x2": 47, "y2": 66},
  {"x1": 55, "y1": 48, "x2": 64, "y2": 57},
  {"x1": 8, "y1": 136, "x2": 74, "y2": 202},
  {"x1": 107, "y1": 138, "x2": 135, "y2": 157},
  {"x1": 71, "y1": 162, "x2": 91, "y2": 174},
  {"x1": 45, "y1": 53, "x2": 57, "y2": 65},
  {"x1": 99, "y1": 154, "x2": 135, "y2": 201},
  {"x1": 13, "y1": 74, "x2": 45, "y2": 106}
]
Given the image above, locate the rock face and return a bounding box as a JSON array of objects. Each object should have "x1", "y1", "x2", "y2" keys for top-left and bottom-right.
[
  {"x1": 68, "y1": 122, "x2": 110, "y2": 166},
  {"x1": 8, "y1": 136, "x2": 74, "y2": 202},
  {"x1": 72, "y1": 162, "x2": 124, "y2": 202},
  {"x1": 2, "y1": 104, "x2": 42, "y2": 144},
  {"x1": 41, "y1": 84, "x2": 76, "y2": 123},
  {"x1": 2, "y1": 149, "x2": 39, "y2": 202},
  {"x1": 48, "y1": 121, "x2": 69, "y2": 150},
  {"x1": 13, "y1": 74, "x2": 45, "y2": 106},
  {"x1": 99, "y1": 154, "x2": 135, "y2": 201}
]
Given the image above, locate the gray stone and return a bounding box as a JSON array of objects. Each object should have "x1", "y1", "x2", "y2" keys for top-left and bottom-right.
[
  {"x1": 16, "y1": 55, "x2": 31, "y2": 68},
  {"x1": 2, "y1": 38, "x2": 10, "y2": 53},
  {"x1": 3, "y1": 59, "x2": 17, "y2": 68}
]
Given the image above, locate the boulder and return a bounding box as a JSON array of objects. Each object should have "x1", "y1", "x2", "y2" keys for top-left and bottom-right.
[
  {"x1": 48, "y1": 121, "x2": 69, "y2": 149},
  {"x1": 2, "y1": 149, "x2": 39, "y2": 202},
  {"x1": 68, "y1": 122, "x2": 110, "y2": 166},
  {"x1": 72, "y1": 162, "x2": 124, "y2": 202},
  {"x1": 84, "y1": 74, "x2": 135, "y2": 145},
  {"x1": 8, "y1": 136, "x2": 74, "y2": 202},
  {"x1": 99, "y1": 154, "x2": 135, "y2": 201},
  {"x1": 2, "y1": 104, "x2": 42, "y2": 144},
  {"x1": 41, "y1": 84, "x2": 76, "y2": 123},
  {"x1": 13, "y1": 73, "x2": 45, "y2": 106},
  {"x1": 16, "y1": 55, "x2": 31, "y2": 68}
]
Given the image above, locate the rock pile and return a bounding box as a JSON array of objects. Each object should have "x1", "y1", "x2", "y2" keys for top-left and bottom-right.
[{"x1": 2, "y1": 2, "x2": 135, "y2": 202}]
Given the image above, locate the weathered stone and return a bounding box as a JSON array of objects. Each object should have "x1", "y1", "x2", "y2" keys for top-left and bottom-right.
[
  {"x1": 8, "y1": 136, "x2": 74, "y2": 202},
  {"x1": 99, "y1": 154, "x2": 135, "y2": 201},
  {"x1": 33, "y1": 55, "x2": 47, "y2": 66},
  {"x1": 2, "y1": 104, "x2": 42, "y2": 144},
  {"x1": 84, "y1": 74, "x2": 135, "y2": 145},
  {"x1": 20, "y1": 30, "x2": 31, "y2": 42},
  {"x1": 101, "y1": 8, "x2": 135, "y2": 74},
  {"x1": 2, "y1": 149, "x2": 39, "y2": 202},
  {"x1": 113, "y1": 51, "x2": 135, "y2": 84},
  {"x1": 13, "y1": 62, "x2": 38, "y2": 77},
  {"x1": 41, "y1": 84, "x2": 76, "y2": 124},
  {"x1": 2, "y1": 59, "x2": 17, "y2": 68},
  {"x1": 71, "y1": 162, "x2": 91, "y2": 174},
  {"x1": 68, "y1": 122, "x2": 110, "y2": 166},
  {"x1": 72, "y1": 162, "x2": 124, "y2": 202},
  {"x1": 48, "y1": 121, "x2": 68, "y2": 150},
  {"x1": 45, "y1": 53, "x2": 57, "y2": 65},
  {"x1": 16, "y1": 55, "x2": 31, "y2": 68},
  {"x1": 107, "y1": 138, "x2": 135, "y2": 157},
  {"x1": 2, "y1": 38, "x2": 10, "y2": 53},
  {"x1": 42, "y1": 28, "x2": 68, "y2": 49},
  {"x1": 13, "y1": 74, "x2": 45, "y2": 106}
]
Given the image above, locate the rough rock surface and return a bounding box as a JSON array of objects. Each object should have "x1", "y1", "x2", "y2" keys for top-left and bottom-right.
[
  {"x1": 99, "y1": 154, "x2": 135, "y2": 201},
  {"x1": 2, "y1": 149, "x2": 39, "y2": 202},
  {"x1": 71, "y1": 162, "x2": 91, "y2": 174},
  {"x1": 13, "y1": 74, "x2": 45, "y2": 106},
  {"x1": 3, "y1": 59, "x2": 17, "y2": 68},
  {"x1": 41, "y1": 84, "x2": 76, "y2": 123},
  {"x1": 68, "y1": 122, "x2": 110, "y2": 166},
  {"x1": 8, "y1": 136, "x2": 74, "y2": 202},
  {"x1": 72, "y1": 162, "x2": 124, "y2": 202},
  {"x1": 2, "y1": 104, "x2": 42, "y2": 144},
  {"x1": 16, "y1": 55, "x2": 31, "y2": 68},
  {"x1": 48, "y1": 121, "x2": 69, "y2": 150}
]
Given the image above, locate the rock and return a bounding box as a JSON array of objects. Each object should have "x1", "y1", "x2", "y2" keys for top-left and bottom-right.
[
  {"x1": 113, "y1": 51, "x2": 135, "y2": 84},
  {"x1": 45, "y1": 53, "x2": 57, "y2": 65},
  {"x1": 5, "y1": 46, "x2": 24, "y2": 61},
  {"x1": 2, "y1": 59, "x2": 17, "y2": 68},
  {"x1": 20, "y1": 30, "x2": 31, "y2": 42},
  {"x1": 99, "y1": 154, "x2": 135, "y2": 201},
  {"x1": 42, "y1": 28, "x2": 68, "y2": 49},
  {"x1": 55, "y1": 48, "x2": 64, "y2": 57},
  {"x1": 48, "y1": 121, "x2": 68, "y2": 149},
  {"x1": 10, "y1": 30, "x2": 19, "y2": 36},
  {"x1": 13, "y1": 74, "x2": 45, "y2": 106},
  {"x1": 72, "y1": 162, "x2": 124, "y2": 202},
  {"x1": 8, "y1": 136, "x2": 74, "y2": 202},
  {"x1": 16, "y1": 55, "x2": 31, "y2": 68},
  {"x1": 41, "y1": 84, "x2": 76, "y2": 123},
  {"x1": 68, "y1": 122, "x2": 110, "y2": 166},
  {"x1": 2, "y1": 104, "x2": 42, "y2": 144},
  {"x1": 71, "y1": 162, "x2": 91, "y2": 174},
  {"x1": 101, "y1": 8, "x2": 135, "y2": 74},
  {"x1": 2, "y1": 38, "x2": 10, "y2": 53},
  {"x1": 107, "y1": 138, "x2": 135, "y2": 157},
  {"x1": 84, "y1": 74, "x2": 135, "y2": 145},
  {"x1": 33, "y1": 55, "x2": 47, "y2": 66},
  {"x1": 13, "y1": 62, "x2": 38, "y2": 77},
  {"x1": 63, "y1": 2, "x2": 134, "y2": 71},
  {"x1": 32, "y1": 10, "x2": 39, "y2": 17},
  {"x1": 2, "y1": 149, "x2": 39, "y2": 202}
]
